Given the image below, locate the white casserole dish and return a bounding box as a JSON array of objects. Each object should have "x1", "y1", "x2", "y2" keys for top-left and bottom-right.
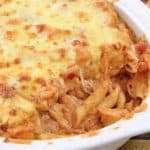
[
  {"x1": 1, "y1": 0, "x2": 150, "y2": 150},
  {"x1": 0, "y1": 97, "x2": 150, "y2": 150}
]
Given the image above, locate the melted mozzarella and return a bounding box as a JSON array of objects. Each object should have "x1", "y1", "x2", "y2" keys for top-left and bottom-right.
[{"x1": 0, "y1": 0, "x2": 132, "y2": 98}]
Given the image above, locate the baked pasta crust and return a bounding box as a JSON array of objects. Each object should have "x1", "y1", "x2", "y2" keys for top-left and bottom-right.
[{"x1": 0, "y1": 0, "x2": 149, "y2": 140}]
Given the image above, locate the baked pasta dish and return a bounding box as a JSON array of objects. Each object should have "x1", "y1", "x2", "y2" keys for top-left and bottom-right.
[{"x1": 0, "y1": 0, "x2": 149, "y2": 141}]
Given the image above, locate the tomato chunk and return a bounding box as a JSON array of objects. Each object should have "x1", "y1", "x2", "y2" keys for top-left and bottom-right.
[{"x1": 137, "y1": 42, "x2": 147, "y2": 54}]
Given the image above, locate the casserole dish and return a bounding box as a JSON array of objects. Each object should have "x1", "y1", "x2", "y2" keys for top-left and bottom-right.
[
  {"x1": 0, "y1": 97, "x2": 150, "y2": 150},
  {"x1": 0, "y1": 0, "x2": 150, "y2": 150}
]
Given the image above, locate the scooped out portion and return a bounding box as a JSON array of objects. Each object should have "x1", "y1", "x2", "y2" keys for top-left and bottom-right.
[{"x1": 0, "y1": 0, "x2": 149, "y2": 140}]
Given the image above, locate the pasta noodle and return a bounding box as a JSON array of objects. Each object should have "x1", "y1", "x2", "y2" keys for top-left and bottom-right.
[{"x1": 0, "y1": 0, "x2": 149, "y2": 141}]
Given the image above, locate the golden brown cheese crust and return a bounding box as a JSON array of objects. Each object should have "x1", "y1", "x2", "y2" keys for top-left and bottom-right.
[
  {"x1": 0, "y1": 0, "x2": 149, "y2": 141},
  {"x1": 0, "y1": 0, "x2": 132, "y2": 99}
]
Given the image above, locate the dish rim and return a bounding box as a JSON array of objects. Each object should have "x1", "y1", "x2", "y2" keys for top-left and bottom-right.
[
  {"x1": 0, "y1": 96, "x2": 149, "y2": 150},
  {"x1": 0, "y1": 1, "x2": 150, "y2": 149}
]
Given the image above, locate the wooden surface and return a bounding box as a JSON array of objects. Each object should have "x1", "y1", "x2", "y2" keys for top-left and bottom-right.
[
  {"x1": 120, "y1": 134, "x2": 150, "y2": 150},
  {"x1": 120, "y1": 140, "x2": 150, "y2": 150}
]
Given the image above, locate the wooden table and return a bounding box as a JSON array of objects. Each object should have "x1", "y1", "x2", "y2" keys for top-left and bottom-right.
[{"x1": 120, "y1": 134, "x2": 150, "y2": 150}]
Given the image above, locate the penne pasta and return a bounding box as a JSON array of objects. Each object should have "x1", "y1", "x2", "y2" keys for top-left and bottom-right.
[{"x1": 0, "y1": 0, "x2": 149, "y2": 140}]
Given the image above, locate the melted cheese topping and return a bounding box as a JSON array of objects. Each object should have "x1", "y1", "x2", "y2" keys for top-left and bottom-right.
[
  {"x1": 0, "y1": 0, "x2": 131, "y2": 98},
  {"x1": 0, "y1": 0, "x2": 149, "y2": 141}
]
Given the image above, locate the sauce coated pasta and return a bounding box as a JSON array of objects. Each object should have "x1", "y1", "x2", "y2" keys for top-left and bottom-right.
[{"x1": 0, "y1": 0, "x2": 149, "y2": 141}]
